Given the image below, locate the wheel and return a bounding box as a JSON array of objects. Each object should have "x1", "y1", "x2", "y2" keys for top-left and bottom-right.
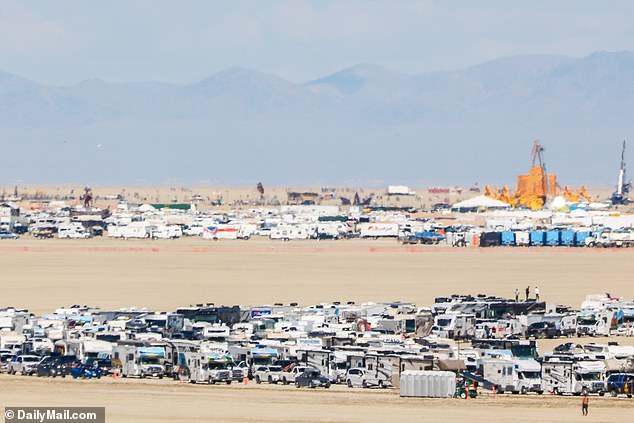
[
  {"x1": 521, "y1": 386, "x2": 528, "y2": 395},
  {"x1": 347, "y1": 380, "x2": 352, "y2": 388},
  {"x1": 553, "y1": 388, "x2": 560, "y2": 396},
  {"x1": 610, "y1": 390, "x2": 617, "y2": 397},
  {"x1": 283, "y1": 378, "x2": 288, "y2": 385},
  {"x1": 226, "y1": 380, "x2": 231, "y2": 385},
  {"x1": 460, "y1": 391, "x2": 467, "y2": 399},
  {"x1": 362, "y1": 380, "x2": 368, "y2": 388},
  {"x1": 598, "y1": 392, "x2": 605, "y2": 397},
  {"x1": 378, "y1": 380, "x2": 384, "y2": 389},
  {"x1": 255, "y1": 376, "x2": 261, "y2": 384},
  {"x1": 295, "y1": 382, "x2": 300, "y2": 388},
  {"x1": 268, "y1": 376, "x2": 272, "y2": 384},
  {"x1": 325, "y1": 383, "x2": 330, "y2": 389},
  {"x1": 581, "y1": 388, "x2": 588, "y2": 396}
]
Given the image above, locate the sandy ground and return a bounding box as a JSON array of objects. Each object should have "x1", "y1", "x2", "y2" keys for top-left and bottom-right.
[
  {"x1": 2, "y1": 237, "x2": 634, "y2": 422},
  {"x1": 1, "y1": 238, "x2": 633, "y2": 314},
  {"x1": 1, "y1": 375, "x2": 633, "y2": 423}
]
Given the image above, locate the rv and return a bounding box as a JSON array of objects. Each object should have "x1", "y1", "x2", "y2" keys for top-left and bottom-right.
[
  {"x1": 433, "y1": 313, "x2": 476, "y2": 339},
  {"x1": 364, "y1": 354, "x2": 397, "y2": 388},
  {"x1": 480, "y1": 358, "x2": 543, "y2": 394},
  {"x1": 183, "y1": 351, "x2": 233, "y2": 384},
  {"x1": 113, "y1": 344, "x2": 166, "y2": 378},
  {"x1": 58, "y1": 223, "x2": 91, "y2": 239},
  {"x1": 107, "y1": 222, "x2": 152, "y2": 239},
  {"x1": 541, "y1": 356, "x2": 606, "y2": 395},
  {"x1": 576, "y1": 310, "x2": 622, "y2": 336}
]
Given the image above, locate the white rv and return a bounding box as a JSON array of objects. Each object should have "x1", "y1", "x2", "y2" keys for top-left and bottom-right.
[
  {"x1": 58, "y1": 223, "x2": 91, "y2": 239},
  {"x1": 181, "y1": 351, "x2": 233, "y2": 384},
  {"x1": 113, "y1": 344, "x2": 165, "y2": 378},
  {"x1": 107, "y1": 222, "x2": 152, "y2": 239},
  {"x1": 481, "y1": 358, "x2": 542, "y2": 394},
  {"x1": 541, "y1": 356, "x2": 606, "y2": 395},
  {"x1": 433, "y1": 313, "x2": 476, "y2": 339},
  {"x1": 269, "y1": 224, "x2": 315, "y2": 241}
]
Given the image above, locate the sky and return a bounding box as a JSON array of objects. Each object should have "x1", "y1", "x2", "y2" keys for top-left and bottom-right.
[{"x1": 1, "y1": 0, "x2": 634, "y2": 85}]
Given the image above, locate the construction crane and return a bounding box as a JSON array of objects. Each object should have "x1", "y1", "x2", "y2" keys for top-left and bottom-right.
[{"x1": 611, "y1": 140, "x2": 631, "y2": 205}]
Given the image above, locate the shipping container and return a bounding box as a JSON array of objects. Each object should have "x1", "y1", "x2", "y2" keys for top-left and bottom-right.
[{"x1": 480, "y1": 232, "x2": 502, "y2": 247}]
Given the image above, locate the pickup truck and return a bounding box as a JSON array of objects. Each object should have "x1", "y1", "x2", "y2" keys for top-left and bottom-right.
[
  {"x1": 279, "y1": 365, "x2": 308, "y2": 385},
  {"x1": 8, "y1": 355, "x2": 40, "y2": 375}
]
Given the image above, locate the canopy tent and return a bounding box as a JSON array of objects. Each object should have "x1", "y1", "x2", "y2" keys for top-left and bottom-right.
[{"x1": 451, "y1": 195, "x2": 511, "y2": 212}]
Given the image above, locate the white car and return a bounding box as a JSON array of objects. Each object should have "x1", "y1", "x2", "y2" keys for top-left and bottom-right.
[
  {"x1": 253, "y1": 365, "x2": 283, "y2": 384},
  {"x1": 8, "y1": 355, "x2": 41, "y2": 375},
  {"x1": 345, "y1": 368, "x2": 369, "y2": 388}
]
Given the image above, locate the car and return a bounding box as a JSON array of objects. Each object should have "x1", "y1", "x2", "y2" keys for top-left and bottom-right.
[
  {"x1": 295, "y1": 368, "x2": 330, "y2": 389},
  {"x1": 279, "y1": 365, "x2": 308, "y2": 385},
  {"x1": 526, "y1": 321, "x2": 558, "y2": 339},
  {"x1": 85, "y1": 358, "x2": 113, "y2": 375},
  {"x1": 253, "y1": 365, "x2": 283, "y2": 384},
  {"x1": 607, "y1": 373, "x2": 634, "y2": 397},
  {"x1": 345, "y1": 368, "x2": 368, "y2": 388},
  {"x1": 7, "y1": 355, "x2": 40, "y2": 375},
  {"x1": 0, "y1": 230, "x2": 19, "y2": 239},
  {"x1": 70, "y1": 363, "x2": 102, "y2": 379},
  {"x1": 0, "y1": 353, "x2": 17, "y2": 373},
  {"x1": 36, "y1": 355, "x2": 78, "y2": 377}
]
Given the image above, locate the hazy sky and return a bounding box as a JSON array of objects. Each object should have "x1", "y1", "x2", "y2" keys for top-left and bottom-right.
[{"x1": 1, "y1": 0, "x2": 634, "y2": 85}]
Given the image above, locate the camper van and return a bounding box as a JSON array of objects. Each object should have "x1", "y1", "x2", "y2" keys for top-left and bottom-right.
[
  {"x1": 541, "y1": 356, "x2": 606, "y2": 395},
  {"x1": 113, "y1": 344, "x2": 165, "y2": 378},
  {"x1": 481, "y1": 358, "x2": 542, "y2": 394}
]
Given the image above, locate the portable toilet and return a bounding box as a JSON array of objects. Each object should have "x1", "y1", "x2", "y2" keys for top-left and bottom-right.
[
  {"x1": 574, "y1": 231, "x2": 591, "y2": 246},
  {"x1": 501, "y1": 231, "x2": 516, "y2": 246},
  {"x1": 529, "y1": 231, "x2": 545, "y2": 246},
  {"x1": 545, "y1": 230, "x2": 560, "y2": 246},
  {"x1": 560, "y1": 230, "x2": 575, "y2": 246},
  {"x1": 515, "y1": 231, "x2": 530, "y2": 246}
]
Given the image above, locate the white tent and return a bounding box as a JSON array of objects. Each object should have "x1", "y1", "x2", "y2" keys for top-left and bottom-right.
[{"x1": 452, "y1": 195, "x2": 511, "y2": 211}]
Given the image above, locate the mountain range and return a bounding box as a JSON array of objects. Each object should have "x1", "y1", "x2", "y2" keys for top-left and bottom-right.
[{"x1": 1, "y1": 51, "x2": 633, "y2": 187}]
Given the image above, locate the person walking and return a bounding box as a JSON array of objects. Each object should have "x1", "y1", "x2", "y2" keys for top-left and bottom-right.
[
  {"x1": 515, "y1": 288, "x2": 519, "y2": 302},
  {"x1": 535, "y1": 287, "x2": 540, "y2": 301},
  {"x1": 525, "y1": 286, "x2": 530, "y2": 301},
  {"x1": 582, "y1": 393, "x2": 589, "y2": 416}
]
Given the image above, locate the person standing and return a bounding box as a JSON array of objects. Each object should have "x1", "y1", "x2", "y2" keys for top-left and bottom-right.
[
  {"x1": 515, "y1": 288, "x2": 519, "y2": 302},
  {"x1": 525, "y1": 286, "x2": 530, "y2": 301},
  {"x1": 582, "y1": 393, "x2": 589, "y2": 416},
  {"x1": 535, "y1": 287, "x2": 540, "y2": 301}
]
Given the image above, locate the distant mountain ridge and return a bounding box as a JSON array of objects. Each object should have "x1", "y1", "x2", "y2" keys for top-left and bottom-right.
[{"x1": 1, "y1": 51, "x2": 633, "y2": 187}]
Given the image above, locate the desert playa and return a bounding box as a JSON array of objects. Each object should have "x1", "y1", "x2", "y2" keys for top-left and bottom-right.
[{"x1": 0, "y1": 237, "x2": 632, "y2": 314}]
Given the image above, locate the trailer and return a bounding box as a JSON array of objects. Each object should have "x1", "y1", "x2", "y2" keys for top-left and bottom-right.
[
  {"x1": 433, "y1": 313, "x2": 476, "y2": 340},
  {"x1": 359, "y1": 223, "x2": 400, "y2": 238},
  {"x1": 107, "y1": 222, "x2": 152, "y2": 239}
]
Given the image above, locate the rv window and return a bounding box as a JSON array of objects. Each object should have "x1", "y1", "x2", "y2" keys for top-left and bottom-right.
[
  {"x1": 114, "y1": 352, "x2": 119, "y2": 359},
  {"x1": 368, "y1": 364, "x2": 373, "y2": 370},
  {"x1": 127, "y1": 354, "x2": 133, "y2": 361}
]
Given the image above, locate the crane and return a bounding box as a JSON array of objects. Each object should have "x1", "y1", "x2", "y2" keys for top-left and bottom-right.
[{"x1": 611, "y1": 140, "x2": 631, "y2": 205}]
